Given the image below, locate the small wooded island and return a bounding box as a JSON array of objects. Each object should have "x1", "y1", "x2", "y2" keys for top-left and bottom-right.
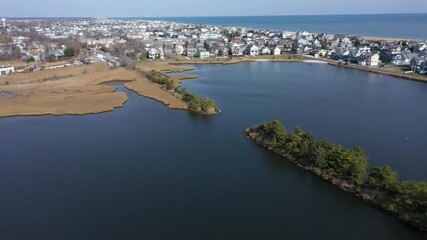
[{"x1": 246, "y1": 120, "x2": 427, "y2": 232}]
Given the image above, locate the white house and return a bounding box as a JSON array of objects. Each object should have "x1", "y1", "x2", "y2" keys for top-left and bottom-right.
[
  {"x1": 341, "y1": 37, "x2": 351, "y2": 45},
  {"x1": 367, "y1": 53, "x2": 380, "y2": 66},
  {"x1": 186, "y1": 48, "x2": 198, "y2": 58},
  {"x1": 0, "y1": 65, "x2": 15, "y2": 76},
  {"x1": 200, "y1": 33, "x2": 222, "y2": 40},
  {"x1": 358, "y1": 53, "x2": 380, "y2": 66},
  {"x1": 175, "y1": 45, "x2": 185, "y2": 55},
  {"x1": 231, "y1": 43, "x2": 244, "y2": 56},
  {"x1": 148, "y1": 48, "x2": 159, "y2": 59},
  {"x1": 261, "y1": 47, "x2": 271, "y2": 55},
  {"x1": 159, "y1": 49, "x2": 165, "y2": 60},
  {"x1": 312, "y1": 39, "x2": 320, "y2": 46},
  {"x1": 355, "y1": 46, "x2": 371, "y2": 57},
  {"x1": 282, "y1": 31, "x2": 294, "y2": 38},
  {"x1": 297, "y1": 39, "x2": 308, "y2": 45},
  {"x1": 303, "y1": 46, "x2": 312, "y2": 53},
  {"x1": 274, "y1": 47, "x2": 282, "y2": 56},
  {"x1": 199, "y1": 50, "x2": 210, "y2": 59},
  {"x1": 250, "y1": 45, "x2": 259, "y2": 56},
  {"x1": 318, "y1": 49, "x2": 328, "y2": 57}
]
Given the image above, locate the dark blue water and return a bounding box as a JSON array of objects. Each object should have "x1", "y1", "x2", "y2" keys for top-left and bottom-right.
[
  {"x1": 0, "y1": 63, "x2": 426, "y2": 239},
  {"x1": 181, "y1": 62, "x2": 427, "y2": 182},
  {"x1": 121, "y1": 14, "x2": 427, "y2": 40}
]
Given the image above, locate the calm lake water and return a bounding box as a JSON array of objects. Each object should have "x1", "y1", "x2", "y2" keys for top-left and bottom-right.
[
  {"x1": 126, "y1": 14, "x2": 427, "y2": 40},
  {"x1": 1, "y1": 62, "x2": 427, "y2": 239}
]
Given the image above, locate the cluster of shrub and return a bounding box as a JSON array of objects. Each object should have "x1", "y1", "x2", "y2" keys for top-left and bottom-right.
[
  {"x1": 179, "y1": 88, "x2": 216, "y2": 114},
  {"x1": 145, "y1": 70, "x2": 176, "y2": 90},
  {"x1": 145, "y1": 70, "x2": 217, "y2": 114},
  {"x1": 255, "y1": 120, "x2": 427, "y2": 228}
]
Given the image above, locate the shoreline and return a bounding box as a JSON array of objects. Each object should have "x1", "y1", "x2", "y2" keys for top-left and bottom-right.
[
  {"x1": 1, "y1": 55, "x2": 426, "y2": 119},
  {"x1": 0, "y1": 63, "x2": 193, "y2": 119},
  {"x1": 245, "y1": 124, "x2": 427, "y2": 232},
  {"x1": 170, "y1": 55, "x2": 427, "y2": 83},
  {"x1": 328, "y1": 62, "x2": 427, "y2": 83}
]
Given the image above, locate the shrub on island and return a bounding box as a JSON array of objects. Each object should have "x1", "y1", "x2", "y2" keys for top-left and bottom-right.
[
  {"x1": 180, "y1": 88, "x2": 217, "y2": 114},
  {"x1": 145, "y1": 70, "x2": 176, "y2": 90},
  {"x1": 246, "y1": 120, "x2": 427, "y2": 231},
  {"x1": 145, "y1": 70, "x2": 218, "y2": 115}
]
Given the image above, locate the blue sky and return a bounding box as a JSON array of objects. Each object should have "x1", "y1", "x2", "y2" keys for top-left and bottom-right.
[{"x1": 3, "y1": 0, "x2": 426, "y2": 17}]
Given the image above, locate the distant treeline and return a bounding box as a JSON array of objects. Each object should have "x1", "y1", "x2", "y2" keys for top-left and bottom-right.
[
  {"x1": 246, "y1": 120, "x2": 427, "y2": 232},
  {"x1": 145, "y1": 70, "x2": 218, "y2": 115}
]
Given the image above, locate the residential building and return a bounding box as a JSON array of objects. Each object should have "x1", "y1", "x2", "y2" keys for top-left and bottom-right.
[
  {"x1": 274, "y1": 47, "x2": 282, "y2": 56},
  {"x1": 0, "y1": 65, "x2": 14, "y2": 76},
  {"x1": 249, "y1": 45, "x2": 259, "y2": 56},
  {"x1": 148, "y1": 48, "x2": 159, "y2": 59},
  {"x1": 367, "y1": 53, "x2": 380, "y2": 66},
  {"x1": 199, "y1": 50, "x2": 210, "y2": 59}
]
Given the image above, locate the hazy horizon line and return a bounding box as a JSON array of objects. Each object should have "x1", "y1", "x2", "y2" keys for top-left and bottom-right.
[{"x1": 4, "y1": 12, "x2": 427, "y2": 19}]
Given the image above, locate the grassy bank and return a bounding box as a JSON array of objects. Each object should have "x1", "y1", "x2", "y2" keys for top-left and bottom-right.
[{"x1": 0, "y1": 63, "x2": 192, "y2": 118}]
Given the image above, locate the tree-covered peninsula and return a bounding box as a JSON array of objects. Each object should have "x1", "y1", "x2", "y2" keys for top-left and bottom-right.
[
  {"x1": 145, "y1": 70, "x2": 219, "y2": 115},
  {"x1": 246, "y1": 120, "x2": 427, "y2": 232}
]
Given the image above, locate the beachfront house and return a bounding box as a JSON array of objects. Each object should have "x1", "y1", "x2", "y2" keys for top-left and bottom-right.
[{"x1": 0, "y1": 65, "x2": 15, "y2": 76}]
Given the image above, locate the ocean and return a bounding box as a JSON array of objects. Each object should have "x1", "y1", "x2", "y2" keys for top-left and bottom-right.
[{"x1": 119, "y1": 14, "x2": 427, "y2": 40}]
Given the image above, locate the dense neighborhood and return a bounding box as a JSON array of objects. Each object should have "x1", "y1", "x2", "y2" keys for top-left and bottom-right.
[{"x1": 1, "y1": 18, "x2": 427, "y2": 75}]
